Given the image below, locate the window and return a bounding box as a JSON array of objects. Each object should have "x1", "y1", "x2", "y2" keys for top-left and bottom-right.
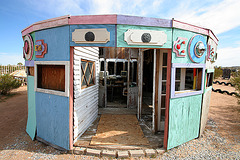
[
  {"x1": 171, "y1": 64, "x2": 205, "y2": 98},
  {"x1": 35, "y1": 61, "x2": 69, "y2": 97},
  {"x1": 81, "y1": 59, "x2": 95, "y2": 89},
  {"x1": 206, "y1": 72, "x2": 213, "y2": 87}
]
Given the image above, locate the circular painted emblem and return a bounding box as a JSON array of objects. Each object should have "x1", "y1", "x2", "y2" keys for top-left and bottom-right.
[
  {"x1": 141, "y1": 33, "x2": 151, "y2": 43},
  {"x1": 188, "y1": 35, "x2": 207, "y2": 63},
  {"x1": 85, "y1": 31, "x2": 95, "y2": 41},
  {"x1": 23, "y1": 34, "x2": 34, "y2": 60}
]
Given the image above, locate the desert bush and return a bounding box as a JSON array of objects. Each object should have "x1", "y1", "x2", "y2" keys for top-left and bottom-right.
[
  {"x1": 0, "y1": 74, "x2": 21, "y2": 95},
  {"x1": 230, "y1": 73, "x2": 240, "y2": 104},
  {"x1": 214, "y1": 67, "x2": 223, "y2": 79}
]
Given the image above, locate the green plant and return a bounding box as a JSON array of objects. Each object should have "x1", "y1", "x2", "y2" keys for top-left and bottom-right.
[
  {"x1": 230, "y1": 73, "x2": 240, "y2": 104},
  {"x1": 214, "y1": 67, "x2": 223, "y2": 79},
  {"x1": 0, "y1": 74, "x2": 21, "y2": 95}
]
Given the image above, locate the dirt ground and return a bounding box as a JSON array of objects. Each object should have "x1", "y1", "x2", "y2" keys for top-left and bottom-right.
[{"x1": 0, "y1": 83, "x2": 239, "y2": 159}]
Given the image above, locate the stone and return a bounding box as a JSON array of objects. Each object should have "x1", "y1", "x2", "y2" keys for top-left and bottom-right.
[
  {"x1": 118, "y1": 151, "x2": 129, "y2": 158},
  {"x1": 129, "y1": 150, "x2": 145, "y2": 157},
  {"x1": 145, "y1": 149, "x2": 156, "y2": 157},
  {"x1": 86, "y1": 148, "x2": 102, "y2": 157},
  {"x1": 74, "y1": 147, "x2": 86, "y2": 155},
  {"x1": 102, "y1": 150, "x2": 117, "y2": 158},
  {"x1": 156, "y1": 148, "x2": 165, "y2": 154}
]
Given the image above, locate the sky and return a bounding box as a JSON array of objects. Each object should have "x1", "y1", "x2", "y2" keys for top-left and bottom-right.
[{"x1": 0, "y1": 0, "x2": 239, "y2": 67}]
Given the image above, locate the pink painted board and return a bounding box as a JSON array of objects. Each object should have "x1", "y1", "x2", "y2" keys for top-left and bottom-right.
[
  {"x1": 69, "y1": 15, "x2": 117, "y2": 24},
  {"x1": 173, "y1": 20, "x2": 209, "y2": 35}
]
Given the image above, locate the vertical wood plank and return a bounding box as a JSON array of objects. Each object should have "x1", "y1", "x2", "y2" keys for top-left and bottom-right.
[
  {"x1": 127, "y1": 49, "x2": 130, "y2": 108},
  {"x1": 164, "y1": 49, "x2": 172, "y2": 149},
  {"x1": 137, "y1": 49, "x2": 143, "y2": 119},
  {"x1": 104, "y1": 51, "x2": 107, "y2": 108},
  {"x1": 69, "y1": 47, "x2": 74, "y2": 150}
]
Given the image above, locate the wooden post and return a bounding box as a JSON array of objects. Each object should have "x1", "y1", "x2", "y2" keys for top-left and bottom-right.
[
  {"x1": 137, "y1": 49, "x2": 143, "y2": 119},
  {"x1": 127, "y1": 49, "x2": 130, "y2": 108},
  {"x1": 163, "y1": 49, "x2": 172, "y2": 150},
  {"x1": 104, "y1": 49, "x2": 107, "y2": 108}
]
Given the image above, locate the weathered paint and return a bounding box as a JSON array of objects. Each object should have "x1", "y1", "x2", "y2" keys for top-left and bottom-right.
[
  {"x1": 167, "y1": 94, "x2": 202, "y2": 149},
  {"x1": 70, "y1": 25, "x2": 116, "y2": 47},
  {"x1": 206, "y1": 38, "x2": 217, "y2": 70},
  {"x1": 73, "y1": 47, "x2": 99, "y2": 142},
  {"x1": 36, "y1": 92, "x2": 69, "y2": 150},
  {"x1": 199, "y1": 86, "x2": 212, "y2": 136},
  {"x1": 117, "y1": 15, "x2": 172, "y2": 28},
  {"x1": 26, "y1": 76, "x2": 36, "y2": 140},
  {"x1": 172, "y1": 28, "x2": 207, "y2": 64},
  {"x1": 22, "y1": 15, "x2": 69, "y2": 36},
  {"x1": 69, "y1": 15, "x2": 117, "y2": 24},
  {"x1": 35, "y1": 26, "x2": 70, "y2": 61},
  {"x1": 117, "y1": 25, "x2": 172, "y2": 48}
]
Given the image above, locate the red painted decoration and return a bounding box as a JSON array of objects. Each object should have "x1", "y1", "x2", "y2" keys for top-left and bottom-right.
[
  {"x1": 176, "y1": 44, "x2": 181, "y2": 49},
  {"x1": 182, "y1": 41, "x2": 185, "y2": 44},
  {"x1": 181, "y1": 50, "x2": 185, "y2": 53}
]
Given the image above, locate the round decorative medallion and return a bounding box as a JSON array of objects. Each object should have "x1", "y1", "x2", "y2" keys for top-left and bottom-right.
[
  {"x1": 23, "y1": 34, "x2": 34, "y2": 60},
  {"x1": 85, "y1": 32, "x2": 95, "y2": 41},
  {"x1": 141, "y1": 33, "x2": 151, "y2": 43},
  {"x1": 188, "y1": 35, "x2": 207, "y2": 63}
]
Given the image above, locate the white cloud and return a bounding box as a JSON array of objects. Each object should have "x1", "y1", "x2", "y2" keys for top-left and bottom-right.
[
  {"x1": 215, "y1": 47, "x2": 240, "y2": 67},
  {"x1": 172, "y1": 0, "x2": 240, "y2": 34},
  {"x1": 0, "y1": 53, "x2": 24, "y2": 66}
]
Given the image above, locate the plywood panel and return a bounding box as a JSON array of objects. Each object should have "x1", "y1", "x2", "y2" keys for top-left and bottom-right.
[
  {"x1": 172, "y1": 28, "x2": 207, "y2": 64},
  {"x1": 35, "y1": 26, "x2": 70, "y2": 61},
  {"x1": 199, "y1": 87, "x2": 212, "y2": 136},
  {"x1": 117, "y1": 25, "x2": 172, "y2": 48},
  {"x1": 167, "y1": 94, "x2": 202, "y2": 149},
  {"x1": 26, "y1": 76, "x2": 36, "y2": 140},
  {"x1": 70, "y1": 24, "x2": 116, "y2": 47},
  {"x1": 36, "y1": 92, "x2": 69, "y2": 150}
]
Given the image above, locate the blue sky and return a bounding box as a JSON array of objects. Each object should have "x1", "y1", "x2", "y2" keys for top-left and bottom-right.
[{"x1": 0, "y1": 0, "x2": 239, "y2": 66}]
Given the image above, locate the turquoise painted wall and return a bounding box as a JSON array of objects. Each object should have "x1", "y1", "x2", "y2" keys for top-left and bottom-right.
[
  {"x1": 172, "y1": 28, "x2": 207, "y2": 64},
  {"x1": 26, "y1": 76, "x2": 36, "y2": 140},
  {"x1": 117, "y1": 24, "x2": 172, "y2": 48},
  {"x1": 70, "y1": 24, "x2": 116, "y2": 47},
  {"x1": 168, "y1": 94, "x2": 202, "y2": 149},
  {"x1": 35, "y1": 26, "x2": 70, "y2": 61},
  {"x1": 36, "y1": 92, "x2": 69, "y2": 150}
]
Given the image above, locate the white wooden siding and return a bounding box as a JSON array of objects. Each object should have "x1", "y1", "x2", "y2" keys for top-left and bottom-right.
[{"x1": 73, "y1": 47, "x2": 99, "y2": 142}]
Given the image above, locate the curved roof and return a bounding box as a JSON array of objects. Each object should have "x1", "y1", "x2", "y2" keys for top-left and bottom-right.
[{"x1": 21, "y1": 14, "x2": 218, "y2": 44}]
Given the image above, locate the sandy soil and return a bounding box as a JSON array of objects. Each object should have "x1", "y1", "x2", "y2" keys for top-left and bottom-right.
[{"x1": 0, "y1": 84, "x2": 239, "y2": 159}]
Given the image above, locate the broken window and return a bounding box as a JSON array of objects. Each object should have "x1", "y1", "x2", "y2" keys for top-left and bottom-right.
[{"x1": 81, "y1": 59, "x2": 95, "y2": 89}]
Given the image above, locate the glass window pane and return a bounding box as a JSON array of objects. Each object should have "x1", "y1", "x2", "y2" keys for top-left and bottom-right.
[
  {"x1": 185, "y1": 68, "x2": 194, "y2": 90},
  {"x1": 162, "y1": 68, "x2": 167, "y2": 80},
  {"x1": 81, "y1": 61, "x2": 86, "y2": 71},
  {"x1": 162, "y1": 82, "x2": 166, "y2": 94},
  {"x1": 82, "y1": 77, "x2": 86, "y2": 86},
  {"x1": 176, "y1": 68, "x2": 181, "y2": 80},
  {"x1": 175, "y1": 82, "x2": 180, "y2": 91},
  {"x1": 163, "y1": 53, "x2": 167, "y2": 66},
  {"x1": 85, "y1": 64, "x2": 90, "y2": 83}
]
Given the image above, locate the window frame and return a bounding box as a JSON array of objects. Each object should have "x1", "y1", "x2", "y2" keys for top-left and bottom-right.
[
  {"x1": 81, "y1": 59, "x2": 96, "y2": 89},
  {"x1": 171, "y1": 63, "x2": 205, "y2": 98},
  {"x1": 34, "y1": 61, "x2": 70, "y2": 97}
]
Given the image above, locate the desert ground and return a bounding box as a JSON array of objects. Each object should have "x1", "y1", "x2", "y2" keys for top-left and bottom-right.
[{"x1": 0, "y1": 82, "x2": 239, "y2": 159}]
